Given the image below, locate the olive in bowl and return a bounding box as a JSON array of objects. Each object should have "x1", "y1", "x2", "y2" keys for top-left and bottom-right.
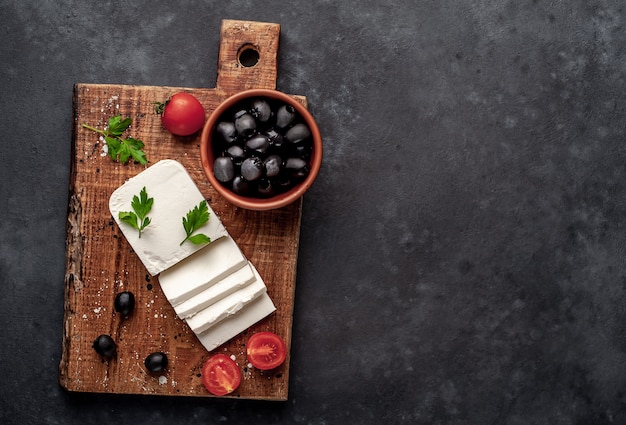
[{"x1": 200, "y1": 89, "x2": 322, "y2": 211}]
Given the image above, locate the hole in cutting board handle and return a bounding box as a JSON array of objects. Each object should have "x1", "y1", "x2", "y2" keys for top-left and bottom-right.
[{"x1": 238, "y1": 44, "x2": 260, "y2": 67}]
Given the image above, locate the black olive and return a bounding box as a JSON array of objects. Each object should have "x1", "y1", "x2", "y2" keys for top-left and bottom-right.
[
  {"x1": 93, "y1": 334, "x2": 117, "y2": 359},
  {"x1": 216, "y1": 121, "x2": 237, "y2": 144},
  {"x1": 276, "y1": 104, "x2": 296, "y2": 128},
  {"x1": 234, "y1": 112, "x2": 256, "y2": 138},
  {"x1": 285, "y1": 157, "x2": 308, "y2": 178},
  {"x1": 285, "y1": 123, "x2": 311, "y2": 144},
  {"x1": 263, "y1": 155, "x2": 282, "y2": 178},
  {"x1": 114, "y1": 291, "x2": 135, "y2": 317},
  {"x1": 275, "y1": 170, "x2": 292, "y2": 191},
  {"x1": 257, "y1": 178, "x2": 275, "y2": 197},
  {"x1": 265, "y1": 128, "x2": 284, "y2": 150},
  {"x1": 250, "y1": 98, "x2": 272, "y2": 123},
  {"x1": 213, "y1": 157, "x2": 234, "y2": 183},
  {"x1": 241, "y1": 157, "x2": 263, "y2": 181},
  {"x1": 226, "y1": 145, "x2": 246, "y2": 165},
  {"x1": 145, "y1": 352, "x2": 168, "y2": 373},
  {"x1": 231, "y1": 176, "x2": 250, "y2": 195},
  {"x1": 245, "y1": 134, "x2": 270, "y2": 155}
]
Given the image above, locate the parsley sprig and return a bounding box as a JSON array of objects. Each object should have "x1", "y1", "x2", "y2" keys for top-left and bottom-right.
[
  {"x1": 119, "y1": 187, "x2": 153, "y2": 238},
  {"x1": 180, "y1": 200, "x2": 211, "y2": 246},
  {"x1": 82, "y1": 115, "x2": 148, "y2": 164}
]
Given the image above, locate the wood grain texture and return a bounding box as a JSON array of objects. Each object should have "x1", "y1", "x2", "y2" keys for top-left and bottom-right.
[{"x1": 58, "y1": 20, "x2": 305, "y2": 401}]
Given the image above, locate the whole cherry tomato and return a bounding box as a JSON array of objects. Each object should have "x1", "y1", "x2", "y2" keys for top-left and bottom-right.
[{"x1": 156, "y1": 92, "x2": 205, "y2": 136}]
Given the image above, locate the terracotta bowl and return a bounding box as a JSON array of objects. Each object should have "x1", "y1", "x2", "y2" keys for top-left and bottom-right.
[{"x1": 200, "y1": 89, "x2": 322, "y2": 211}]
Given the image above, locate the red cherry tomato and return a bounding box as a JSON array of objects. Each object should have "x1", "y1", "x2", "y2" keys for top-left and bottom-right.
[
  {"x1": 156, "y1": 92, "x2": 205, "y2": 136},
  {"x1": 201, "y1": 354, "x2": 241, "y2": 396},
  {"x1": 246, "y1": 332, "x2": 287, "y2": 370}
]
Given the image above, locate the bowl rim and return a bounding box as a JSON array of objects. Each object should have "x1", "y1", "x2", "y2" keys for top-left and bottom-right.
[{"x1": 200, "y1": 88, "x2": 322, "y2": 211}]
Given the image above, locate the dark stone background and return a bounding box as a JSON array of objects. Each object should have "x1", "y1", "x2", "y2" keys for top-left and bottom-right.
[{"x1": 2, "y1": 1, "x2": 625, "y2": 424}]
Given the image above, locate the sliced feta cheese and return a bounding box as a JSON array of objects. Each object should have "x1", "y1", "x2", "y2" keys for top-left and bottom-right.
[
  {"x1": 157, "y1": 236, "x2": 247, "y2": 306},
  {"x1": 174, "y1": 262, "x2": 256, "y2": 319},
  {"x1": 195, "y1": 292, "x2": 276, "y2": 352},
  {"x1": 109, "y1": 159, "x2": 228, "y2": 275},
  {"x1": 186, "y1": 269, "x2": 268, "y2": 334},
  {"x1": 109, "y1": 159, "x2": 279, "y2": 354}
]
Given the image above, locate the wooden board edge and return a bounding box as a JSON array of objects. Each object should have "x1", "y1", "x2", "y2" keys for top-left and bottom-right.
[{"x1": 59, "y1": 84, "x2": 84, "y2": 389}]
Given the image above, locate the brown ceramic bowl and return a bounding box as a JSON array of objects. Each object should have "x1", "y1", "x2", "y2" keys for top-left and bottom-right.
[{"x1": 200, "y1": 89, "x2": 322, "y2": 211}]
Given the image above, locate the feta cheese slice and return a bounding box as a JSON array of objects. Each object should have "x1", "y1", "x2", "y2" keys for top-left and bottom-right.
[
  {"x1": 196, "y1": 292, "x2": 277, "y2": 352},
  {"x1": 186, "y1": 276, "x2": 267, "y2": 335},
  {"x1": 109, "y1": 159, "x2": 279, "y2": 354},
  {"x1": 109, "y1": 159, "x2": 228, "y2": 276},
  {"x1": 157, "y1": 236, "x2": 248, "y2": 306},
  {"x1": 174, "y1": 262, "x2": 256, "y2": 319}
]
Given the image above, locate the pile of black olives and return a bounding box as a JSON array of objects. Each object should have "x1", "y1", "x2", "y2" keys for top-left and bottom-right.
[{"x1": 211, "y1": 97, "x2": 313, "y2": 198}]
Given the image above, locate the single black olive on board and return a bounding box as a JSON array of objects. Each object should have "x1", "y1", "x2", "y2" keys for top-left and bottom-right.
[
  {"x1": 93, "y1": 334, "x2": 117, "y2": 359},
  {"x1": 145, "y1": 352, "x2": 168, "y2": 373},
  {"x1": 114, "y1": 291, "x2": 135, "y2": 317}
]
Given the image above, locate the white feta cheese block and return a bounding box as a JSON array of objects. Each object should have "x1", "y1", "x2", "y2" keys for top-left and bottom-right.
[
  {"x1": 174, "y1": 262, "x2": 256, "y2": 319},
  {"x1": 185, "y1": 267, "x2": 268, "y2": 334},
  {"x1": 108, "y1": 159, "x2": 228, "y2": 276},
  {"x1": 158, "y1": 236, "x2": 248, "y2": 306},
  {"x1": 196, "y1": 292, "x2": 276, "y2": 352}
]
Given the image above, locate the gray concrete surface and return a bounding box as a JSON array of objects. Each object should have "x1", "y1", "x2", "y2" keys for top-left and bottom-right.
[{"x1": 2, "y1": 1, "x2": 626, "y2": 424}]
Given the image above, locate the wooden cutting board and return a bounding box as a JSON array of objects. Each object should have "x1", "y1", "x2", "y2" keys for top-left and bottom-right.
[{"x1": 58, "y1": 19, "x2": 306, "y2": 401}]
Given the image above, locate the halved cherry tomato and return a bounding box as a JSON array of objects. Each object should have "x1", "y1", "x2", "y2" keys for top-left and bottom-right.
[
  {"x1": 246, "y1": 332, "x2": 287, "y2": 370},
  {"x1": 156, "y1": 92, "x2": 205, "y2": 136},
  {"x1": 201, "y1": 354, "x2": 241, "y2": 396}
]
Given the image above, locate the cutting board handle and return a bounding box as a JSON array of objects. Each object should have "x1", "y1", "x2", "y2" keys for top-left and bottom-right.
[{"x1": 216, "y1": 20, "x2": 281, "y2": 96}]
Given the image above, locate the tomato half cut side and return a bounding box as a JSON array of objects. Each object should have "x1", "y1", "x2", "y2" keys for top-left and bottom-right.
[
  {"x1": 201, "y1": 354, "x2": 242, "y2": 396},
  {"x1": 246, "y1": 332, "x2": 287, "y2": 370}
]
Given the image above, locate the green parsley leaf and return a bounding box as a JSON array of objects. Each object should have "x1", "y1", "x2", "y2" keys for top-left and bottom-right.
[
  {"x1": 180, "y1": 200, "x2": 211, "y2": 246},
  {"x1": 118, "y1": 187, "x2": 153, "y2": 238},
  {"x1": 82, "y1": 115, "x2": 148, "y2": 165},
  {"x1": 188, "y1": 234, "x2": 211, "y2": 245},
  {"x1": 107, "y1": 115, "x2": 132, "y2": 136}
]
